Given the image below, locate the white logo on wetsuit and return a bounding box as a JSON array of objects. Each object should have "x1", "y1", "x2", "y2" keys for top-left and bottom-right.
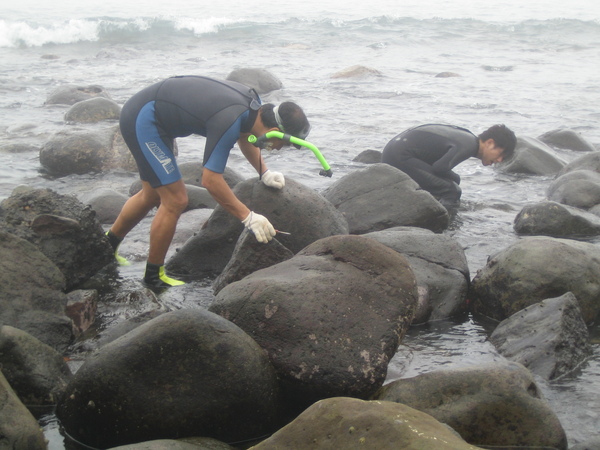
[{"x1": 145, "y1": 141, "x2": 175, "y2": 174}]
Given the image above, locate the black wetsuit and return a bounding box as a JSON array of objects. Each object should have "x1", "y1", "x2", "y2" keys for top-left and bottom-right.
[
  {"x1": 381, "y1": 124, "x2": 479, "y2": 206},
  {"x1": 120, "y1": 75, "x2": 261, "y2": 187}
]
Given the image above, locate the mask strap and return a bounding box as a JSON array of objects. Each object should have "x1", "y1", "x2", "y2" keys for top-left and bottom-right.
[{"x1": 273, "y1": 105, "x2": 285, "y2": 132}]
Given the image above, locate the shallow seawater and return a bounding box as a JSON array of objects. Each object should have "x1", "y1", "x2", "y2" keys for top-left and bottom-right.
[{"x1": 1, "y1": 0, "x2": 599, "y2": 446}]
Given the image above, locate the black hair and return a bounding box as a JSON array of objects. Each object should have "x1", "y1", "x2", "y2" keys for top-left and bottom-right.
[
  {"x1": 261, "y1": 102, "x2": 310, "y2": 138},
  {"x1": 478, "y1": 124, "x2": 517, "y2": 160}
]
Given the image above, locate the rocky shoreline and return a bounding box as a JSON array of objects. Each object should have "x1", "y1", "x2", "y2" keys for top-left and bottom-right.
[{"x1": 1, "y1": 69, "x2": 599, "y2": 449}]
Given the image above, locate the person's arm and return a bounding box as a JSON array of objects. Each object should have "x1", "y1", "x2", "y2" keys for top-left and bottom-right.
[
  {"x1": 202, "y1": 167, "x2": 250, "y2": 220},
  {"x1": 202, "y1": 167, "x2": 276, "y2": 243},
  {"x1": 431, "y1": 144, "x2": 460, "y2": 175},
  {"x1": 238, "y1": 134, "x2": 268, "y2": 175},
  {"x1": 237, "y1": 134, "x2": 285, "y2": 189}
]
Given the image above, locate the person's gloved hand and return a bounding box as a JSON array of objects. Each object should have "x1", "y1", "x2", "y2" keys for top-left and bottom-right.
[
  {"x1": 242, "y1": 211, "x2": 276, "y2": 243},
  {"x1": 261, "y1": 169, "x2": 285, "y2": 189}
]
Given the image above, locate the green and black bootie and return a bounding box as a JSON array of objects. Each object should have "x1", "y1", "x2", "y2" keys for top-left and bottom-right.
[
  {"x1": 143, "y1": 262, "x2": 185, "y2": 288},
  {"x1": 105, "y1": 230, "x2": 130, "y2": 266}
]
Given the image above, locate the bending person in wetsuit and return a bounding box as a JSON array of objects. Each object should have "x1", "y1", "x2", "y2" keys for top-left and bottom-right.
[
  {"x1": 381, "y1": 123, "x2": 516, "y2": 209},
  {"x1": 105, "y1": 75, "x2": 311, "y2": 288}
]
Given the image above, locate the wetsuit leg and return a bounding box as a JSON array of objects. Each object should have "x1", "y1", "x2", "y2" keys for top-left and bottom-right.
[
  {"x1": 120, "y1": 100, "x2": 181, "y2": 187},
  {"x1": 391, "y1": 157, "x2": 461, "y2": 204}
]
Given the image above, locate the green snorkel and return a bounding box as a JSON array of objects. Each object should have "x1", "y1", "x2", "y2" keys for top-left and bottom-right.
[{"x1": 248, "y1": 131, "x2": 333, "y2": 177}]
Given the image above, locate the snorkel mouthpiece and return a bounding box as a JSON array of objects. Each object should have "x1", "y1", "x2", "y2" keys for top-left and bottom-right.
[{"x1": 248, "y1": 131, "x2": 332, "y2": 177}]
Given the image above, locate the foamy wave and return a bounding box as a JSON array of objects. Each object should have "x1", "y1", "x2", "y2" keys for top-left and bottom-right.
[
  {"x1": 0, "y1": 18, "x2": 100, "y2": 47},
  {"x1": 173, "y1": 16, "x2": 241, "y2": 35},
  {"x1": 0, "y1": 16, "x2": 242, "y2": 48}
]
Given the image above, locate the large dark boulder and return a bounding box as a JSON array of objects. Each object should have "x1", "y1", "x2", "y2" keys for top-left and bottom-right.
[
  {"x1": 352, "y1": 149, "x2": 382, "y2": 164},
  {"x1": 64, "y1": 97, "x2": 121, "y2": 123},
  {"x1": 374, "y1": 361, "x2": 567, "y2": 449},
  {"x1": 547, "y1": 170, "x2": 600, "y2": 210},
  {"x1": 56, "y1": 309, "x2": 281, "y2": 449},
  {"x1": 79, "y1": 188, "x2": 129, "y2": 224},
  {"x1": 40, "y1": 125, "x2": 135, "y2": 176},
  {"x1": 45, "y1": 84, "x2": 112, "y2": 105},
  {"x1": 514, "y1": 201, "x2": 600, "y2": 237},
  {"x1": 364, "y1": 227, "x2": 470, "y2": 323},
  {"x1": 252, "y1": 397, "x2": 478, "y2": 450},
  {"x1": 212, "y1": 229, "x2": 294, "y2": 294},
  {"x1": 322, "y1": 163, "x2": 449, "y2": 234},
  {"x1": 499, "y1": 136, "x2": 567, "y2": 175},
  {"x1": 209, "y1": 234, "x2": 418, "y2": 414},
  {"x1": 0, "y1": 187, "x2": 114, "y2": 289},
  {"x1": 226, "y1": 68, "x2": 283, "y2": 94},
  {"x1": 0, "y1": 371, "x2": 47, "y2": 450},
  {"x1": 107, "y1": 438, "x2": 234, "y2": 449},
  {"x1": 557, "y1": 151, "x2": 600, "y2": 177},
  {"x1": 0, "y1": 230, "x2": 73, "y2": 351},
  {"x1": 489, "y1": 292, "x2": 593, "y2": 380},
  {"x1": 538, "y1": 128, "x2": 597, "y2": 152},
  {"x1": 166, "y1": 178, "x2": 349, "y2": 280},
  {"x1": 0, "y1": 325, "x2": 72, "y2": 406},
  {"x1": 178, "y1": 161, "x2": 245, "y2": 189},
  {"x1": 470, "y1": 236, "x2": 600, "y2": 324}
]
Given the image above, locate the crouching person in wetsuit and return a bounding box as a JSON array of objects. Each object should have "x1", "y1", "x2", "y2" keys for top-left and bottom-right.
[
  {"x1": 381, "y1": 123, "x2": 516, "y2": 210},
  {"x1": 105, "y1": 75, "x2": 311, "y2": 288}
]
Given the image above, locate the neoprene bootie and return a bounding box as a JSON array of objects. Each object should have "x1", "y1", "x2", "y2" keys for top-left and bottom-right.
[
  {"x1": 143, "y1": 262, "x2": 185, "y2": 288},
  {"x1": 105, "y1": 230, "x2": 130, "y2": 266}
]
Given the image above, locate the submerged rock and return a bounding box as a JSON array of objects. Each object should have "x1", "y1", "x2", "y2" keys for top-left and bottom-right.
[
  {"x1": 489, "y1": 292, "x2": 593, "y2": 380},
  {"x1": 64, "y1": 96, "x2": 121, "y2": 123},
  {"x1": 538, "y1": 128, "x2": 596, "y2": 152},
  {"x1": 547, "y1": 170, "x2": 600, "y2": 210},
  {"x1": 470, "y1": 236, "x2": 600, "y2": 324},
  {"x1": 45, "y1": 84, "x2": 112, "y2": 105},
  {"x1": 226, "y1": 67, "x2": 283, "y2": 94},
  {"x1": 499, "y1": 136, "x2": 567, "y2": 175},
  {"x1": 514, "y1": 201, "x2": 600, "y2": 237},
  {"x1": 39, "y1": 125, "x2": 135, "y2": 176}
]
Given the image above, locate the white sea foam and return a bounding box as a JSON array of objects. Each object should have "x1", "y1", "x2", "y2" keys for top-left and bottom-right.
[
  {"x1": 0, "y1": 18, "x2": 99, "y2": 47},
  {"x1": 173, "y1": 16, "x2": 241, "y2": 35}
]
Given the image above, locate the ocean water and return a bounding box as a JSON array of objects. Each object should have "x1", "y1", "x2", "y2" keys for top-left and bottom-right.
[{"x1": 1, "y1": 0, "x2": 599, "y2": 447}]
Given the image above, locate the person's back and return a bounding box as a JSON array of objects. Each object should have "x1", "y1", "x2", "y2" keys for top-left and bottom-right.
[
  {"x1": 122, "y1": 75, "x2": 260, "y2": 140},
  {"x1": 382, "y1": 124, "x2": 478, "y2": 170},
  {"x1": 381, "y1": 123, "x2": 516, "y2": 211}
]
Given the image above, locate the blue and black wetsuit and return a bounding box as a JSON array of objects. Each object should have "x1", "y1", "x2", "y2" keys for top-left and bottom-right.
[
  {"x1": 381, "y1": 124, "x2": 479, "y2": 206},
  {"x1": 120, "y1": 75, "x2": 261, "y2": 187}
]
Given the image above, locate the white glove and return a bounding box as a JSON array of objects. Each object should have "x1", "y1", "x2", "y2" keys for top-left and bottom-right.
[
  {"x1": 261, "y1": 169, "x2": 285, "y2": 189},
  {"x1": 242, "y1": 211, "x2": 276, "y2": 243}
]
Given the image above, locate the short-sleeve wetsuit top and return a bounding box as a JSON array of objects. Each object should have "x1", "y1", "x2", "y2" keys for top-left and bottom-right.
[{"x1": 119, "y1": 75, "x2": 261, "y2": 187}]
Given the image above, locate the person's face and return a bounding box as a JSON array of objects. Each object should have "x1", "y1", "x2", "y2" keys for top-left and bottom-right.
[
  {"x1": 264, "y1": 137, "x2": 285, "y2": 151},
  {"x1": 479, "y1": 139, "x2": 505, "y2": 166}
]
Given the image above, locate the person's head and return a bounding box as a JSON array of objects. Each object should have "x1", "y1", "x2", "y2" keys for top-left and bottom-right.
[
  {"x1": 477, "y1": 124, "x2": 517, "y2": 166},
  {"x1": 259, "y1": 102, "x2": 311, "y2": 149}
]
